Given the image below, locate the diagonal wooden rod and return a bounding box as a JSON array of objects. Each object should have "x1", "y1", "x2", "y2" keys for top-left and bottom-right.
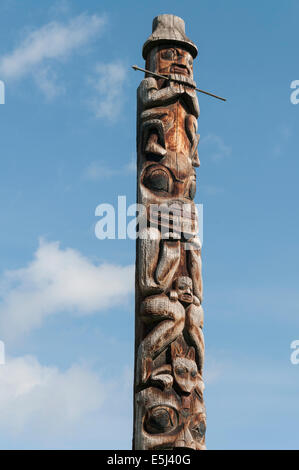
[{"x1": 132, "y1": 65, "x2": 227, "y2": 102}]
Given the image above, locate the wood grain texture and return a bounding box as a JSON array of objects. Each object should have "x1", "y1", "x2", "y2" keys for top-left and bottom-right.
[{"x1": 133, "y1": 15, "x2": 206, "y2": 450}]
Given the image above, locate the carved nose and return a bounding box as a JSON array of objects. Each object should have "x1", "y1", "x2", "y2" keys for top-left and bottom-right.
[
  {"x1": 174, "y1": 61, "x2": 187, "y2": 69},
  {"x1": 174, "y1": 427, "x2": 195, "y2": 449},
  {"x1": 185, "y1": 379, "x2": 193, "y2": 393}
]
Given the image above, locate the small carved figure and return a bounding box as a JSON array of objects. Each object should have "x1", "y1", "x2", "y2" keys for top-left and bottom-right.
[
  {"x1": 139, "y1": 46, "x2": 200, "y2": 167},
  {"x1": 136, "y1": 276, "x2": 204, "y2": 387},
  {"x1": 138, "y1": 227, "x2": 202, "y2": 301}
]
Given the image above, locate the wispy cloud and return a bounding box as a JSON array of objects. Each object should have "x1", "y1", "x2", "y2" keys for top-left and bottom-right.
[
  {"x1": 84, "y1": 162, "x2": 120, "y2": 180},
  {"x1": 201, "y1": 134, "x2": 231, "y2": 162},
  {"x1": 84, "y1": 156, "x2": 136, "y2": 181},
  {"x1": 88, "y1": 61, "x2": 127, "y2": 121},
  {"x1": 0, "y1": 240, "x2": 134, "y2": 340},
  {"x1": 0, "y1": 355, "x2": 133, "y2": 448},
  {"x1": 0, "y1": 13, "x2": 106, "y2": 99},
  {"x1": 0, "y1": 355, "x2": 105, "y2": 436},
  {"x1": 33, "y1": 66, "x2": 63, "y2": 100},
  {"x1": 83, "y1": 159, "x2": 136, "y2": 181}
]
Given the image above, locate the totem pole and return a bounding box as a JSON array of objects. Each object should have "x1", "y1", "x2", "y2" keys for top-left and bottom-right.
[{"x1": 133, "y1": 15, "x2": 206, "y2": 450}]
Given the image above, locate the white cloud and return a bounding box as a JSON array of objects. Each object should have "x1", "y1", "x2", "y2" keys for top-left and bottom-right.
[
  {"x1": 0, "y1": 355, "x2": 105, "y2": 436},
  {"x1": 0, "y1": 240, "x2": 134, "y2": 340},
  {"x1": 0, "y1": 13, "x2": 106, "y2": 98},
  {"x1": 88, "y1": 61, "x2": 127, "y2": 121},
  {"x1": 0, "y1": 355, "x2": 133, "y2": 448},
  {"x1": 33, "y1": 66, "x2": 64, "y2": 100},
  {"x1": 201, "y1": 134, "x2": 231, "y2": 162},
  {"x1": 84, "y1": 157, "x2": 136, "y2": 181},
  {"x1": 84, "y1": 161, "x2": 120, "y2": 180}
]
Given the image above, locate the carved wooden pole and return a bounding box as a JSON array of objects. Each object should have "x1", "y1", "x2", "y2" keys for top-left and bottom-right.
[{"x1": 133, "y1": 15, "x2": 206, "y2": 450}]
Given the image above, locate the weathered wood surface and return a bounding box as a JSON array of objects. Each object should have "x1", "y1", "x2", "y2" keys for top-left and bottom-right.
[{"x1": 133, "y1": 14, "x2": 206, "y2": 450}]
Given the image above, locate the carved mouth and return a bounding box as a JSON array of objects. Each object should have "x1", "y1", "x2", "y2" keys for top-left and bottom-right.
[
  {"x1": 181, "y1": 294, "x2": 192, "y2": 302},
  {"x1": 171, "y1": 65, "x2": 190, "y2": 76}
]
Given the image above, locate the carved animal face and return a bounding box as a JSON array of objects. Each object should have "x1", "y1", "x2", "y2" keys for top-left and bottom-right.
[
  {"x1": 174, "y1": 276, "x2": 193, "y2": 304},
  {"x1": 172, "y1": 357, "x2": 199, "y2": 394},
  {"x1": 171, "y1": 344, "x2": 201, "y2": 394},
  {"x1": 156, "y1": 47, "x2": 194, "y2": 78},
  {"x1": 144, "y1": 403, "x2": 206, "y2": 449},
  {"x1": 136, "y1": 387, "x2": 206, "y2": 450}
]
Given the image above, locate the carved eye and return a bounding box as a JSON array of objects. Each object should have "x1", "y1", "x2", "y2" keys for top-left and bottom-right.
[
  {"x1": 175, "y1": 367, "x2": 187, "y2": 376},
  {"x1": 144, "y1": 169, "x2": 170, "y2": 193},
  {"x1": 145, "y1": 406, "x2": 178, "y2": 434},
  {"x1": 161, "y1": 49, "x2": 175, "y2": 60},
  {"x1": 191, "y1": 419, "x2": 206, "y2": 439},
  {"x1": 191, "y1": 369, "x2": 197, "y2": 378}
]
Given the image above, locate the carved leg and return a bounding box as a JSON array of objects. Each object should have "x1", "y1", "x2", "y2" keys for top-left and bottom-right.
[
  {"x1": 185, "y1": 114, "x2": 200, "y2": 167},
  {"x1": 187, "y1": 236, "x2": 203, "y2": 303},
  {"x1": 185, "y1": 304, "x2": 205, "y2": 376},
  {"x1": 136, "y1": 294, "x2": 185, "y2": 385},
  {"x1": 155, "y1": 240, "x2": 181, "y2": 290},
  {"x1": 138, "y1": 227, "x2": 162, "y2": 296}
]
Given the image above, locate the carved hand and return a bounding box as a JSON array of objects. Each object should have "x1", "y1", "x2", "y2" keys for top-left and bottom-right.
[
  {"x1": 169, "y1": 290, "x2": 179, "y2": 302},
  {"x1": 169, "y1": 80, "x2": 186, "y2": 94}
]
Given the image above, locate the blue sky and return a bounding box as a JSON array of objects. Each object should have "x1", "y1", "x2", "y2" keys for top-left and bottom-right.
[{"x1": 0, "y1": 0, "x2": 298, "y2": 450}]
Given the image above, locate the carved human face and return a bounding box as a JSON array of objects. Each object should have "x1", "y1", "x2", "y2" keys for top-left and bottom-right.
[
  {"x1": 156, "y1": 46, "x2": 194, "y2": 78},
  {"x1": 174, "y1": 276, "x2": 193, "y2": 304},
  {"x1": 136, "y1": 387, "x2": 206, "y2": 450}
]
